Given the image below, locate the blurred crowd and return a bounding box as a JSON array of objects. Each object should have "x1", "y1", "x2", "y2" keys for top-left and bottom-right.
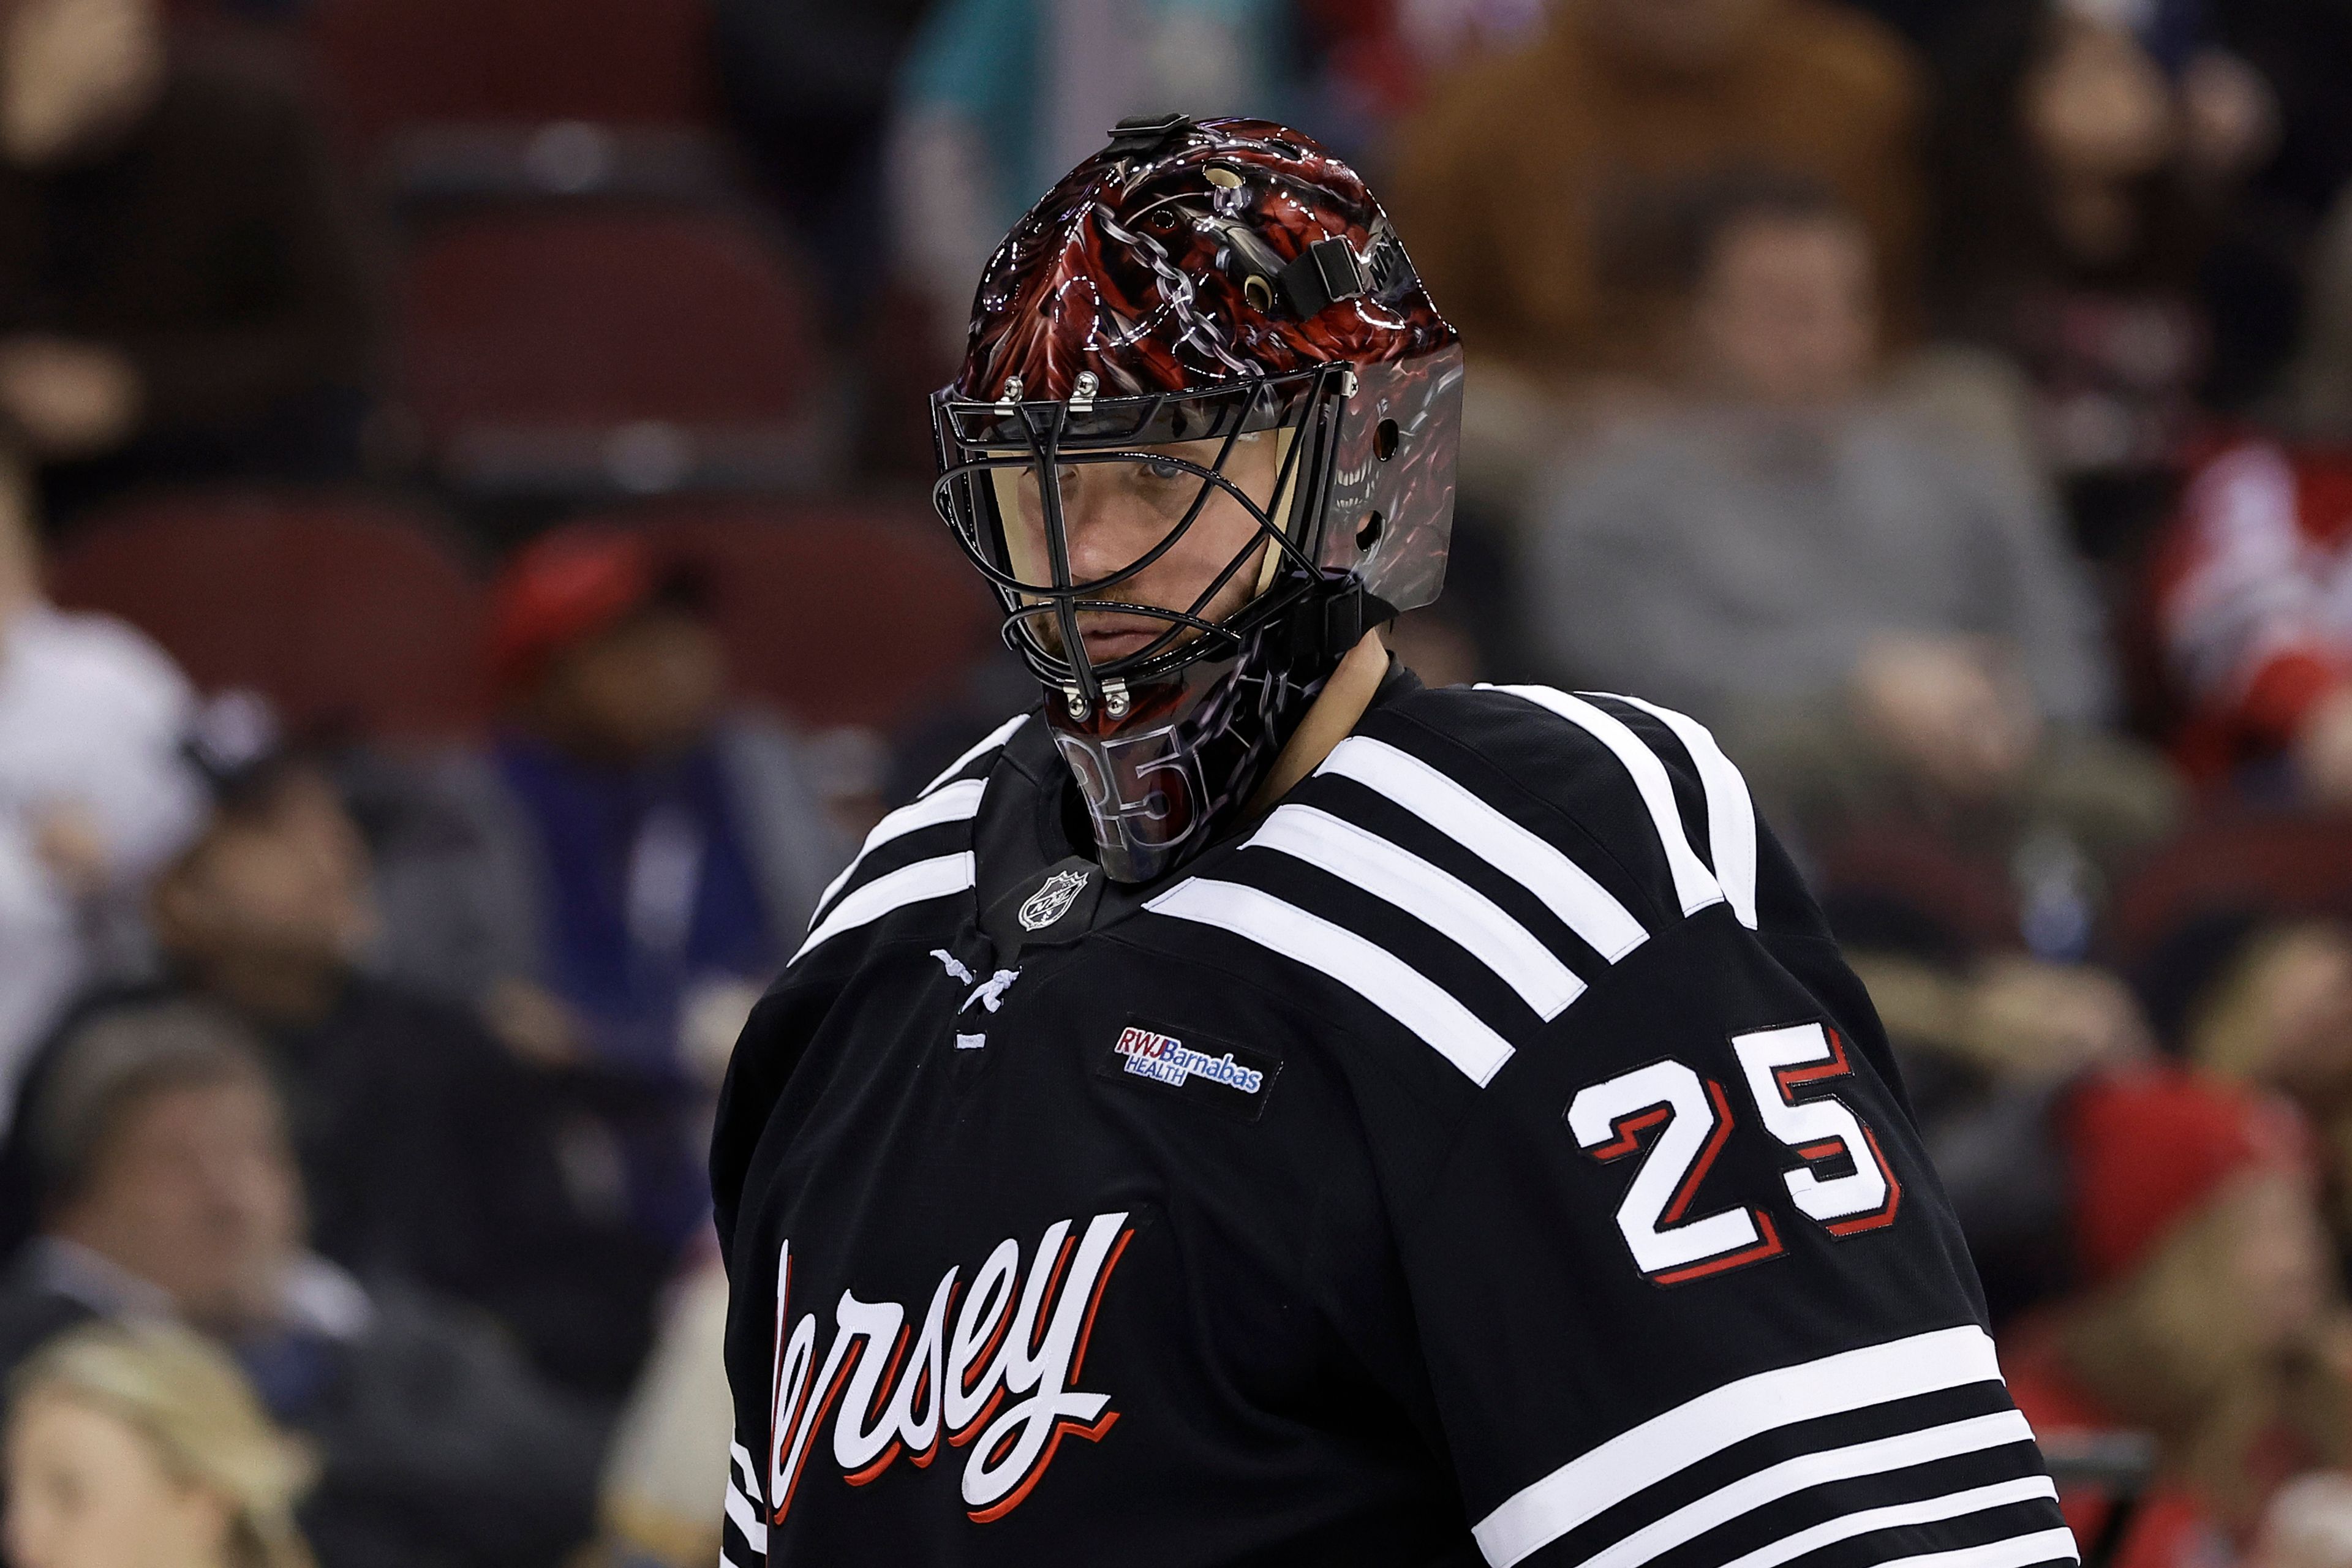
[{"x1": 5, "y1": 0, "x2": 2352, "y2": 1565}]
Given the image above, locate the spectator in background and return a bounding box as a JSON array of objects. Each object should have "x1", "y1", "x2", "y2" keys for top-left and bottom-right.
[
  {"x1": 2005, "y1": 1069, "x2": 2352, "y2": 1568},
  {"x1": 1529, "y1": 173, "x2": 2168, "y2": 870},
  {"x1": 1386, "y1": 0, "x2": 1923, "y2": 470},
  {"x1": 713, "y1": 0, "x2": 936, "y2": 332},
  {"x1": 384, "y1": 528, "x2": 844, "y2": 1261},
  {"x1": 0, "y1": 1001, "x2": 605, "y2": 1568},
  {"x1": 0, "y1": 693, "x2": 670, "y2": 1401},
  {"x1": 0, "y1": 0, "x2": 376, "y2": 525},
  {"x1": 2135, "y1": 911, "x2": 2352, "y2": 1273},
  {"x1": 6, "y1": 1321, "x2": 315, "y2": 1568},
  {"x1": 2153, "y1": 437, "x2": 2352, "y2": 805},
  {"x1": 592, "y1": 1237, "x2": 729, "y2": 1568},
  {"x1": 1928, "y1": 0, "x2": 2281, "y2": 562},
  {"x1": 0, "y1": 441, "x2": 197, "y2": 1117},
  {"x1": 888, "y1": 0, "x2": 1305, "y2": 355}
]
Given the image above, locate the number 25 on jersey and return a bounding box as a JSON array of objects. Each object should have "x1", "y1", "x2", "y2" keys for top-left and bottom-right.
[{"x1": 1566, "y1": 1022, "x2": 1903, "y2": 1286}]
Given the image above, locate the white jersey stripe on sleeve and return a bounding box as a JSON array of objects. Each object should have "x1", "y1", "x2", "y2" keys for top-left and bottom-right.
[
  {"x1": 1607, "y1": 695, "x2": 1759, "y2": 930},
  {"x1": 1579, "y1": 1409, "x2": 2038, "y2": 1568},
  {"x1": 1246, "y1": 804, "x2": 1587, "y2": 1020},
  {"x1": 1471, "y1": 1324, "x2": 2004, "y2": 1568},
  {"x1": 1873, "y1": 1526, "x2": 2084, "y2": 1568},
  {"x1": 792, "y1": 852, "x2": 975, "y2": 964},
  {"x1": 812, "y1": 777, "x2": 988, "y2": 921},
  {"x1": 1711, "y1": 1476, "x2": 2062, "y2": 1568},
  {"x1": 1147, "y1": 877, "x2": 1515, "y2": 1085},
  {"x1": 1480, "y1": 685, "x2": 1726, "y2": 918},
  {"x1": 1317, "y1": 734, "x2": 1647, "y2": 963},
  {"x1": 729, "y1": 1441, "x2": 760, "y2": 1498},
  {"x1": 724, "y1": 1469, "x2": 768, "y2": 1554},
  {"x1": 919, "y1": 712, "x2": 1030, "y2": 796}
]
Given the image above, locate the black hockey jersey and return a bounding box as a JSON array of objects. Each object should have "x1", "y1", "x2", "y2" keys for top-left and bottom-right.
[{"x1": 711, "y1": 673, "x2": 2078, "y2": 1568}]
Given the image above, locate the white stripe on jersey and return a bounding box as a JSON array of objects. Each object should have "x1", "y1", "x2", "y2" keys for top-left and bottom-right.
[
  {"x1": 1470, "y1": 1324, "x2": 2005, "y2": 1568},
  {"x1": 1579, "y1": 1410, "x2": 2038, "y2": 1568},
  {"x1": 723, "y1": 1470, "x2": 768, "y2": 1554},
  {"x1": 813, "y1": 777, "x2": 989, "y2": 922},
  {"x1": 920, "y1": 712, "x2": 1030, "y2": 796},
  {"x1": 1709, "y1": 1477, "x2": 2065, "y2": 1568},
  {"x1": 1607, "y1": 695, "x2": 1759, "y2": 931},
  {"x1": 1245, "y1": 804, "x2": 1587, "y2": 1020},
  {"x1": 1877, "y1": 1527, "x2": 2083, "y2": 1568},
  {"x1": 793, "y1": 852, "x2": 975, "y2": 964},
  {"x1": 1480, "y1": 685, "x2": 1726, "y2": 919},
  {"x1": 1146, "y1": 877, "x2": 1515, "y2": 1085},
  {"x1": 1316, "y1": 734, "x2": 1647, "y2": 963},
  {"x1": 729, "y1": 1441, "x2": 760, "y2": 1497}
]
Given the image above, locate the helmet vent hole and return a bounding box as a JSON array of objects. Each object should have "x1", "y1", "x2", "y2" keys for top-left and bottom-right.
[
  {"x1": 1374, "y1": 419, "x2": 1400, "y2": 461},
  {"x1": 1356, "y1": 510, "x2": 1384, "y2": 551},
  {"x1": 1243, "y1": 276, "x2": 1274, "y2": 312}
]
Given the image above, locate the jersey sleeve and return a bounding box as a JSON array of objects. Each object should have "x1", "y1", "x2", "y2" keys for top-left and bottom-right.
[
  {"x1": 1391, "y1": 909, "x2": 2075, "y2": 1568},
  {"x1": 1333, "y1": 700, "x2": 2076, "y2": 1568}
]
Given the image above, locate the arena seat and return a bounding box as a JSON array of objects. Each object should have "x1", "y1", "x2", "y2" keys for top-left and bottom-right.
[
  {"x1": 46, "y1": 491, "x2": 487, "y2": 741},
  {"x1": 571, "y1": 497, "x2": 997, "y2": 731},
  {"x1": 304, "y1": 0, "x2": 713, "y2": 157},
  {"x1": 400, "y1": 208, "x2": 831, "y2": 497}
]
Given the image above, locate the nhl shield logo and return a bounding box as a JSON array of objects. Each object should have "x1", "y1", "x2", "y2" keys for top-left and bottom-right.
[{"x1": 1019, "y1": 868, "x2": 1091, "y2": 932}]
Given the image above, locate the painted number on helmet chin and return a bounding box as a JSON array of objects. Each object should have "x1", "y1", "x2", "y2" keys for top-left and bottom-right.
[{"x1": 1566, "y1": 1023, "x2": 1900, "y2": 1286}]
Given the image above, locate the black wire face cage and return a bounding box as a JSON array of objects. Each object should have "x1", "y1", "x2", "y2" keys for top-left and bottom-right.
[{"x1": 930, "y1": 365, "x2": 1348, "y2": 724}]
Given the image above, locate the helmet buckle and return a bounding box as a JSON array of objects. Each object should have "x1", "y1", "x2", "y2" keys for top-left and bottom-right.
[{"x1": 1104, "y1": 112, "x2": 1193, "y2": 160}]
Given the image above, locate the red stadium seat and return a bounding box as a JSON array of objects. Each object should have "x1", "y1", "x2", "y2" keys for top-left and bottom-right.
[
  {"x1": 46, "y1": 492, "x2": 488, "y2": 741},
  {"x1": 575, "y1": 497, "x2": 997, "y2": 731},
  {"x1": 400, "y1": 209, "x2": 829, "y2": 496},
  {"x1": 304, "y1": 0, "x2": 713, "y2": 156}
]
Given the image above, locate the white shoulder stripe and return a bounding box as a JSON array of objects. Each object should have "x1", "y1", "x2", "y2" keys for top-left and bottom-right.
[
  {"x1": 1877, "y1": 1526, "x2": 2082, "y2": 1568},
  {"x1": 723, "y1": 1469, "x2": 767, "y2": 1553},
  {"x1": 1471, "y1": 1324, "x2": 2004, "y2": 1568},
  {"x1": 1147, "y1": 877, "x2": 1515, "y2": 1085},
  {"x1": 1480, "y1": 685, "x2": 1725, "y2": 919},
  {"x1": 1708, "y1": 1477, "x2": 2063, "y2": 1568},
  {"x1": 1318, "y1": 735, "x2": 1647, "y2": 963},
  {"x1": 812, "y1": 777, "x2": 987, "y2": 921},
  {"x1": 919, "y1": 711, "x2": 1030, "y2": 796},
  {"x1": 1580, "y1": 1410, "x2": 2037, "y2": 1568},
  {"x1": 1607, "y1": 695, "x2": 1758, "y2": 930},
  {"x1": 791, "y1": 851, "x2": 974, "y2": 964},
  {"x1": 1246, "y1": 804, "x2": 1586, "y2": 1020}
]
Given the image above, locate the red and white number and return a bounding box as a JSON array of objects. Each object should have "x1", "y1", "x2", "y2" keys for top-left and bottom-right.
[
  {"x1": 1730, "y1": 1022, "x2": 1902, "y2": 1235},
  {"x1": 1569, "y1": 1022, "x2": 1902, "y2": 1284},
  {"x1": 1566, "y1": 1061, "x2": 1785, "y2": 1285}
]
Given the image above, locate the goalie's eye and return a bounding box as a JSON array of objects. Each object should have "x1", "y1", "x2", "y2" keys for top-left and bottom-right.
[{"x1": 1142, "y1": 456, "x2": 1189, "y2": 481}]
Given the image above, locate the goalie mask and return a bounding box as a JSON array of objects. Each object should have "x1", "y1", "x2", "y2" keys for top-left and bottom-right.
[{"x1": 932, "y1": 113, "x2": 1463, "y2": 884}]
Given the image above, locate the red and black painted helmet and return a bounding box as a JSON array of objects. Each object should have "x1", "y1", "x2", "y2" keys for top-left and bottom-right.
[{"x1": 932, "y1": 113, "x2": 1464, "y2": 883}]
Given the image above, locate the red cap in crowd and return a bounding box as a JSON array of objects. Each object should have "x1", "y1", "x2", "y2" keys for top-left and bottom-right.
[
  {"x1": 486, "y1": 527, "x2": 684, "y2": 699},
  {"x1": 2064, "y1": 1067, "x2": 2311, "y2": 1286}
]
